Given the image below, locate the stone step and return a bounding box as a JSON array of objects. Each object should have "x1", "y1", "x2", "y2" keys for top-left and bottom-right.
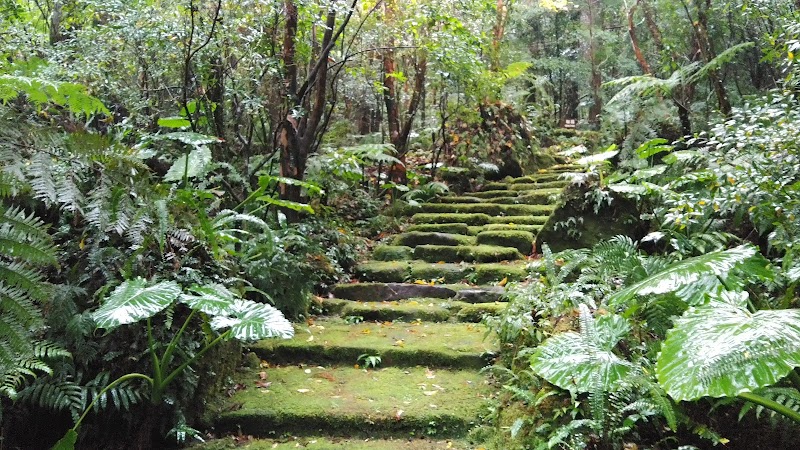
[
  {"x1": 196, "y1": 436, "x2": 476, "y2": 449},
  {"x1": 437, "y1": 196, "x2": 484, "y2": 204},
  {"x1": 354, "y1": 260, "x2": 532, "y2": 284},
  {"x1": 412, "y1": 213, "x2": 491, "y2": 226},
  {"x1": 213, "y1": 365, "x2": 492, "y2": 439},
  {"x1": 414, "y1": 244, "x2": 523, "y2": 263},
  {"x1": 487, "y1": 215, "x2": 551, "y2": 225},
  {"x1": 481, "y1": 180, "x2": 569, "y2": 191},
  {"x1": 332, "y1": 282, "x2": 458, "y2": 301},
  {"x1": 392, "y1": 231, "x2": 475, "y2": 247},
  {"x1": 248, "y1": 320, "x2": 496, "y2": 369},
  {"x1": 475, "y1": 230, "x2": 535, "y2": 254},
  {"x1": 406, "y1": 223, "x2": 470, "y2": 235},
  {"x1": 406, "y1": 222, "x2": 543, "y2": 237},
  {"x1": 418, "y1": 202, "x2": 556, "y2": 216},
  {"x1": 321, "y1": 298, "x2": 504, "y2": 323},
  {"x1": 508, "y1": 173, "x2": 565, "y2": 184}
]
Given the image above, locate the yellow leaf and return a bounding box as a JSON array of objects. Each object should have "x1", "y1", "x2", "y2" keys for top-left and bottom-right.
[
  {"x1": 497, "y1": 277, "x2": 508, "y2": 287},
  {"x1": 414, "y1": 279, "x2": 428, "y2": 285}
]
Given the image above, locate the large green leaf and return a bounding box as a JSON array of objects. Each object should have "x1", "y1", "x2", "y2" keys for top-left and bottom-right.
[
  {"x1": 93, "y1": 279, "x2": 181, "y2": 329},
  {"x1": 608, "y1": 245, "x2": 759, "y2": 307},
  {"x1": 210, "y1": 299, "x2": 293, "y2": 341},
  {"x1": 179, "y1": 284, "x2": 236, "y2": 316},
  {"x1": 164, "y1": 147, "x2": 213, "y2": 182},
  {"x1": 657, "y1": 297, "x2": 800, "y2": 401},
  {"x1": 530, "y1": 305, "x2": 634, "y2": 393}
]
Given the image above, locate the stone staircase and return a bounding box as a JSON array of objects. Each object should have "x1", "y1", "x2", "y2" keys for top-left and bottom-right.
[{"x1": 200, "y1": 164, "x2": 580, "y2": 450}]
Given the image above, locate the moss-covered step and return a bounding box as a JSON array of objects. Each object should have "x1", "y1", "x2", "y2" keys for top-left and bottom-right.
[
  {"x1": 321, "y1": 298, "x2": 470, "y2": 323},
  {"x1": 418, "y1": 203, "x2": 556, "y2": 216},
  {"x1": 480, "y1": 224, "x2": 543, "y2": 234},
  {"x1": 476, "y1": 230, "x2": 535, "y2": 254},
  {"x1": 411, "y1": 213, "x2": 491, "y2": 226},
  {"x1": 355, "y1": 260, "x2": 531, "y2": 284},
  {"x1": 213, "y1": 365, "x2": 491, "y2": 438},
  {"x1": 437, "y1": 196, "x2": 483, "y2": 204},
  {"x1": 508, "y1": 181, "x2": 569, "y2": 190},
  {"x1": 372, "y1": 246, "x2": 414, "y2": 261},
  {"x1": 456, "y1": 302, "x2": 507, "y2": 322},
  {"x1": 392, "y1": 232, "x2": 475, "y2": 247},
  {"x1": 508, "y1": 173, "x2": 565, "y2": 184},
  {"x1": 414, "y1": 244, "x2": 523, "y2": 263},
  {"x1": 332, "y1": 282, "x2": 456, "y2": 301},
  {"x1": 405, "y1": 223, "x2": 470, "y2": 235},
  {"x1": 487, "y1": 215, "x2": 550, "y2": 225},
  {"x1": 194, "y1": 436, "x2": 475, "y2": 450},
  {"x1": 484, "y1": 189, "x2": 564, "y2": 205},
  {"x1": 250, "y1": 320, "x2": 496, "y2": 368}
]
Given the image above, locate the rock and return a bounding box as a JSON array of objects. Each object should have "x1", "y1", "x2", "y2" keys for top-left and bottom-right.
[
  {"x1": 455, "y1": 287, "x2": 506, "y2": 304},
  {"x1": 332, "y1": 283, "x2": 457, "y2": 302}
]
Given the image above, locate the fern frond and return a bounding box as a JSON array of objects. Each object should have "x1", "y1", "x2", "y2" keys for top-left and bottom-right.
[{"x1": 18, "y1": 379, "x2": 83, "y2": 419}]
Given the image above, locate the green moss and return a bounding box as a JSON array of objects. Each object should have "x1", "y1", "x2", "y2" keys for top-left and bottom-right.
[
  {"x1": 411, "y1": 213, "x2": 491, "y2": 226},
  {"x1": 480, "y1": 224, "x2": 543, "y2": 234},
  {"x1": 509, "y1": 173, "x2": 564, "y2": 184},
  {"x1": 419, "y1": 203, "x2": 555, "y2": 216},
  {"x1": 214, "y1": 366, "x2": 491, "y2": 439},
  {"x1": 392, "y1": 232, "x2": 475, "y2": 247},
  {"x1": 456, "y1": 303, "x2": 507, "y2": 322},
  {"x1": 373, "y1": 246, "x2": 414, "y2": 261},
  {"x1": 476, "y1": 230, "x2": 535, "y2": 254},
  {"x1": 510, "y1": 181, "x2": 569, "y2": 190},
  {"x1": 482, "y1": 182, "x2": 510, "y2": 191},
  {"x1": 325, "y1": 298, "x2": 454, "y2": 322},
  {"x1": 193, "y1": 437, "x2": 475, "y2": 450},
  {"x1": 250, "y1": 320, "x2": 496, "y2": 369},
  {"x1": 406, "y1": 223, "x2": 471, "y2": 235},
  {"x1": 408, "y1": 262, "x2": 472, "y2": 284},
  {"x1": 470, "y1": 190, "x2": 516, "y2": 199},
  {"x1": 355, "y1": 261, "x2": 409, "y2": 282},
  {"x1": 472, "y1": 263, "x2": 529, "y2": 284},
  {"x1": 487, "y1": 215, "x2": 550, "y2": 225},
  {"x1": 437, "y1": 196, "x2": 483, "y2": 204},
  {"x1": 414, "y1": 245, "x2": 523, "y2": 263}
]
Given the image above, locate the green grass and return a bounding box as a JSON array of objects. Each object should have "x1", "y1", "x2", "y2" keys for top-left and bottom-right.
[
  {"x1": 193, "y1": 437, "x2": 476, "y2": 450},
  {"x1": 393, "y1": 232, "x2": 476, "y2": 247},
  {"x1": 250, "y1": 320, "x2": 496, "y2": 369},
  {"x1": 213, "y1": 365, "x2": 491, "y2": 439},
  {"x1": 414, "y1": 245, "x2": 523, "y2": 263}
]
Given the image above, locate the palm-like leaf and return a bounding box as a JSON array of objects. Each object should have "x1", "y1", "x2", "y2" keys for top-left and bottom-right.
[
  {"x1": 93, "y1": 279, "x2": 181, "y2": 329},
  {"x1": 210, "y1": 299, "x2": 293, "y2": 341},
  {"x1": 657, "y1": 297, "x2": 800, "y2": 401},
  {"x1": 164, "y1": 147, "x2": 212, "y2": 182},
  {"x1": 608, "y1": 245, "x2": 761, "y2": 307},
  {"x1": 530, "y1": 305, "x2": 634, "y2": 393}
]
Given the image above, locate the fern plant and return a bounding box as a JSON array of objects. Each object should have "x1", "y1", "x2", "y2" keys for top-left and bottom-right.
[
  {"x1": 53, "y1": 278, "x2": 294, "y2": 449},
  {"x1": 0, "y1": 204, "x2": 70, "y2": 420}
]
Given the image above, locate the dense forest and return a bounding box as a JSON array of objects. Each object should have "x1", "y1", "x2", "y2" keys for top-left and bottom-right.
[{"x1": 2, "y1": 0, "x2": 800, "y2": 448}]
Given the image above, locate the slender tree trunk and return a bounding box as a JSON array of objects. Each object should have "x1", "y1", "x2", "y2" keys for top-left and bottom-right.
[
  {"x1": 586, "y1": 0, "x2": 602, "y2": 125},
  {"x1": 683, "y1": 0, "x2": 731, "y2": 115},
  {"x1": 628, "y1": 0, "x2": 651, "y2": 74}
]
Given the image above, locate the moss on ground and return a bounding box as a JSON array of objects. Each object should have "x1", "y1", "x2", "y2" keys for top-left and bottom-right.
[
  {"x1": 437, "y1": 196, "x2": 483, "y2": 204},
  {"x1": 487, "y1": 215, "x2": 550, "y2": 225},
  {"x1": 509, "y1": 173, "x2": 564, "y2": 184},
  {"x1": 456, "y1": 303, "x2": 507, "y2": 322},
  {"x1": 193, "y1": 437, "x2": 475, "y2": 450},
  {"x1": 480, "y1": 224, "x2": 542, "y2": 234},
  {"x1": 373, "y1": 246, "x2": 414, "y2": 261},
  {"x1": 476, "y1": 230, "x2": 535, "y2": 254},
  {"x1": 470, "y1": 189, "x2": 516, "y2": 199},
  {"x1": 509, "y1": 181, "x2": 569, "y2": 190},
  {"x1": 250, "y1": 320, "x2": 496, "y2": 369},
  {"x1": 472, "y1": 263, "x2": 529, "y2": 284},
  {"x1": 321, "y1": 298, "x2": 455, "y2": 322},
  {"x1": 393, "y1": 232, "x2": 475, "y2": 247},
  {"x1": 355, "y1": 261, "x2": 409, "y2": 282},
  {"x1": 419, "y1": 203, "x2": 555, "y2": 216},
  {"x1": 414, "y1": 245, "x2": 523, "y2": 263},
  {"x1": 408, "y1": 262, "x2": 472, "y2": 284},
  {"x1": 411, "y1": 213, "x2": 491, "y2": 226},
  {"x1": 213, "y1": 366, "x2": 491, "y2": 439},
  {"x1": 405, "y1": 223, "x2": 470, "y2": 235}
]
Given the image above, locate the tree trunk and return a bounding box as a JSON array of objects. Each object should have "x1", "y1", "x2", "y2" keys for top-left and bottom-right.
[
  {"x1": 628, "y1": 0, "x2": 652, "y2": 74},
  {"x1": 586, "y1": 0, "x2": 602, "y2": 125}
]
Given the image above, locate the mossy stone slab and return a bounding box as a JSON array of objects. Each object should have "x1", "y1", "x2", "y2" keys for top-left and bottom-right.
[
  {"x1": 510, "y1": 181, "x2": 569, "y2": 190},
  {"x1": 332, "y1": 283, "x2": 456, "y2": 302},
  {"x1": 250, "y1": 320, "x2": 496, "y2": 369},
  {"x1": 392, "y1": 232, "x2": 475, "y2": 247},
  {"x1": 437, "y1": 196, "x2": 483, "y2": 204},
  {"x1": 214, "y1": 365, "x2": 491, "y2": 438},
  {"x1": 355, "y1": 261, "x2": 409, "y2": 282},
  {"x1": 480, "y1": 224, "x2": 543, "y2": 234},
  {"x1": 414, "y1": 245, "x2": 523, "y2": 263},
  {"x1": 454, "y1": 287, "x2": 506, "y2": 304},
  {"x1": 456, "y1": 303, "x2": 508, "y2": 322},
  {"x1": 411, "y1": 213, "x2": 491, "y2": 226},
  {"x1": 476, "y1": 230, "x2": 535, "y2": 254},
  {"x1": 405, "y1": 223, "x2": 471, "y2": 235},
  {"x1": 487, "y1": 215, "x2": 550, "y2": 225},
  {"x1": 408, "y1": 262, "x2": 472, "y2": 284},
  {"x1": 419, "y1": 203, "x2": 555, "y2": 216},
  {"x1": 323, "y1": 298, "x2": 454, "y2": 322},
  {"x1": 509, "y1": 173, "x2": 564, "y2": 184},
  {"x1": 194, "y1": 437, "x2": 475, "y2": 450},
  {"x1": 471, "y1": 263, "x2": 529, "y2": 284},
  {"x1": 470, "y1": 190, "x2": 518, "y2": 199},
  {"x1": 372, "y1": 245, "x2": 414, "y2": 261}
]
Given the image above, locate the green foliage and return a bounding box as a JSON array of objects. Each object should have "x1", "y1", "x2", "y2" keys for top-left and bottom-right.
[{"x1": 0, "y1": 75, "x2": 108, "y2": 116}]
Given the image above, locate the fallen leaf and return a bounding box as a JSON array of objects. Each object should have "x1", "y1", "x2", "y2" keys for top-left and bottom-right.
[
  {"x1": 426, "y1": 369, "x2": 436, "y2": 379},
  {"x1": 259, "y1": 371, "x2": 267, "y2": 380},
  {"x1": 304, "y1": 369, "x2": 312, "y2": 374},
  {"x1": 497, "y1": 277, "x2": 508, "y2": 287},
  {"x1": 255, "y1": 381, "x2": 272, "y2": 389},
  {"x1": 297, "y1": 389, "x2": 311, "y2": 393},
  {"x1": 423, "y1": 391, "x2": 438, "y2": 396},
  {"x1": 395, "y1": 410, "x2": 404, "y2": 420}
]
